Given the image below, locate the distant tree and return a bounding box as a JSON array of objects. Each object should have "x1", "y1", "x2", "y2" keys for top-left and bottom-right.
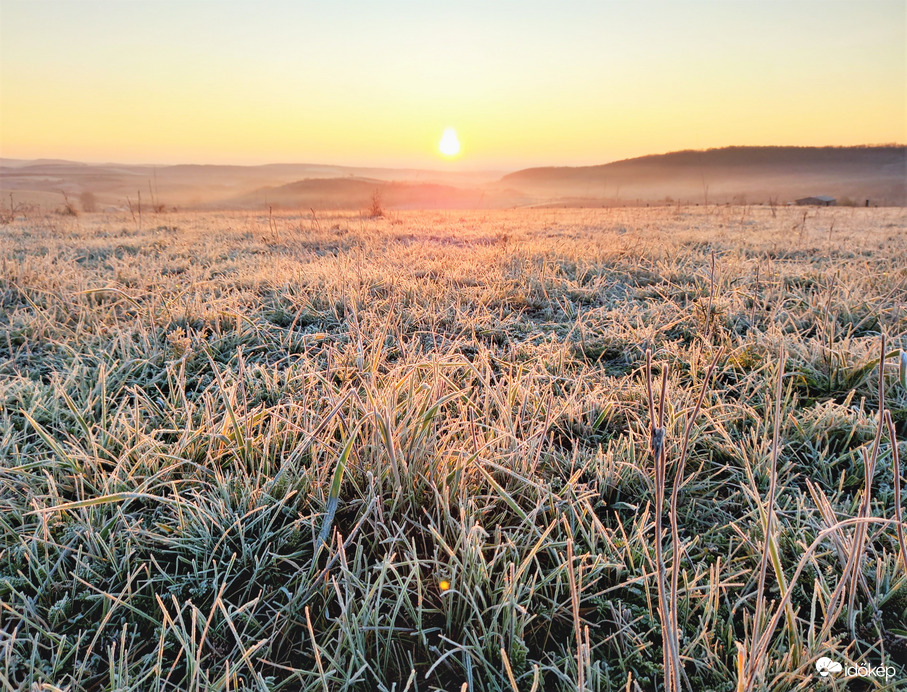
[
  {"x1": 80, "y1": 191, "x2": 97, "y2": 213},
  {"x1": 369, "y1": 190, "x2": 385, "y2": 218},
  {"x1": 58, "y1": 192, "x2": 79, "y2": 216}
]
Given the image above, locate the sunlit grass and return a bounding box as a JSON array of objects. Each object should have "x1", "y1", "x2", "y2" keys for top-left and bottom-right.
[{"x1": 1, "y1": 205, "x2": 905, "y2": 690}]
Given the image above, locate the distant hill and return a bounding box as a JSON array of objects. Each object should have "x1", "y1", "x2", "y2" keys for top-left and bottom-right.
[
  {"x1": 500, "y1": 146, "x2": 907, "y2": 205},
  {"x1": 228, "y1": 177, "x2": 530, "y2": 210},
  {"x1": 0, "y1": 160, "x2": 504, "y2": 210},
  {"x1": 2, "y1": 146, "x2": 904, "y2": 211}
]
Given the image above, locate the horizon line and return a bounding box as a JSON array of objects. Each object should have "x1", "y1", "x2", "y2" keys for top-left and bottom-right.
[{"x1": 2, "y1": 143, "x2": 904, "y2": 173}]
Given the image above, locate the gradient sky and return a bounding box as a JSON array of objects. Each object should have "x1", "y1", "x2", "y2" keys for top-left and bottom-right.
[{"x1": 1, "y1": 0, "x2": 904, "y2": 168}]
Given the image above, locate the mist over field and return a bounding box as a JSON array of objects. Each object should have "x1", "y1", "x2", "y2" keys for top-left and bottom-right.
[{"x1": 3, "y1": 145, "x2": 905, "y2": 213}]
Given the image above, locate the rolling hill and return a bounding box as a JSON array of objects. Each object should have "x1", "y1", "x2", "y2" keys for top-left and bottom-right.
[
  {"x1": 2, "y1": 146, "x2": 904, "y2": 211},
  {"x1": 500, "y1": 145, "x2": 907, "y2": 205},
  {"x1": 225, "y1": 177, "x2": 531, "y2": 210},
  {"x1": 0, "y1": 160, "x2": 505, "y2": 210}
]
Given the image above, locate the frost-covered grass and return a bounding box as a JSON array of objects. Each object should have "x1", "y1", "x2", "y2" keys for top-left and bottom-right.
[{"x1": 1, "y1": 205, "x2": 906, "y2": 690}]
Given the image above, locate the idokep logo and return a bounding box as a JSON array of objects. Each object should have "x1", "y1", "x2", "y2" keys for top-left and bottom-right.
[
  {"x1": 815, "y1": 655, "x2": 898, "y2": 681},
  {"x1": 815, "y1": 657, "x2": 842, "y2": 677}
]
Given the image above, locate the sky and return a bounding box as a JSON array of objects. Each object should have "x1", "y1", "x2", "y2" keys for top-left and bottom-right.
[{"x1": 0, "y1": 0, "x2": 904, "y2": 169}]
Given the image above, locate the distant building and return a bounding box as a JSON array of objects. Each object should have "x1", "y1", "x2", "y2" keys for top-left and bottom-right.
[{"x1": 795, "y1": 195, "x2": 836, "y2": 206}]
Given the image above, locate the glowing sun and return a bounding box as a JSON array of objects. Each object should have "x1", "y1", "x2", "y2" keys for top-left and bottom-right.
[{"x1": 439, "y1": 128, "x2": 460, "y2": 157}]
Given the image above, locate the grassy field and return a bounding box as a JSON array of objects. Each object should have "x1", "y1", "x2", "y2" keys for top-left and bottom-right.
[{"x1": 1, "y1": 205, "x2": 906, "y2": 691}]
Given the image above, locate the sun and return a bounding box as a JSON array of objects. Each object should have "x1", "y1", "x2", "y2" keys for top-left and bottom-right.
[{"x1": 439, "y1": 128, "x2": 460, "y2": 157}]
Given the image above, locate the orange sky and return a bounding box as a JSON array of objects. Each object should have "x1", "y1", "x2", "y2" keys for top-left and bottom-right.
[{"x1": 1, "y1": 1, "x2": 904, "y2": 169}]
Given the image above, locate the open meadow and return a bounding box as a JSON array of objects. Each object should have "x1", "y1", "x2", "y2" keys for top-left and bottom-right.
[{"x1": 1, "y1": 205, "x2": 906, "y2": 691}]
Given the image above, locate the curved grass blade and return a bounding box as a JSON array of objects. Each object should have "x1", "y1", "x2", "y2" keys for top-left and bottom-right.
[{"x1": 317, "y1": 420, "x2": 363, "y2": 546}]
